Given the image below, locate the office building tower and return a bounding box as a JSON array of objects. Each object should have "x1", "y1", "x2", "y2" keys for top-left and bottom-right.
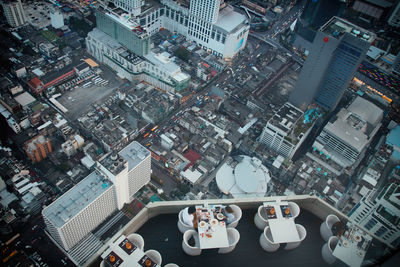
[
  {"x1": 301, "y1": 0, "x2": 345, "y2": 28},
  {"x1": 290, "y1": 17, "x2": 375, "y2": 111},
  {"x1": 114, "y1": 0, "x2": 144, "y2": 17},
  {"x1": 42, "y1": 172, "x2": 117, "y2": 251},
  {"x1": 349, "y1": 183, "x2": 400, "y2": 248},
  {"x1": 95, "y1": 9, "x2": 150, "y2": 56},
  {"x1": 98, "y1": 141, "x2": 151, "y2": 209},
  {"x1": 388, "y1": 1, "x2": 400, "y2": 27},
  {"x1": 190, "y1": 0, "x2": 220, "y2": 24},
  {"x1": 25, "y1": 135, "x2": 53, "y2": 163},
  {"x1": 43, "y1": 141, "x2": 151, "y2": 252},
  {"x1": 259, "y1": 103, "x2": 304, "y2": 158},
  {"x1": 1, "y1": 0, "x2": 27, "y2": 28},
  {"x1": 50, "y1": 7, "x2": 64, "y2": 29},
  {"x1": 313, "y1": 97, "x2": 383, "y2": 168}
]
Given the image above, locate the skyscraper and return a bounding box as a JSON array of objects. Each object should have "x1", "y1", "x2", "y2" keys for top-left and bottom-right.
[
  {"x1": 1, "y1": 0, "x2": 27, "y2": 28},
  {"x1": 290, "y1": 17, "x2": 375, "y2": 111},
  {"x1": 189, "y1": 0, "x2": 220, "y2": 24},
  {"x1": 114, "y1": 0, "x2": 144, "y2": 17}
]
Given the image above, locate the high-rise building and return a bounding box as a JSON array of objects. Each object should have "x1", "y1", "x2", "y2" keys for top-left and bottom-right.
[
  {"x1": 25, "y1": 135, "x2": 52, "y2": 163},
  {"x1": 50, "y1": 7, "x2": 64, "y2": 29},
  {"x1": 98, "y1": 141, "x2": 151, "y2": 209},
  {"x1": 95, "y1": 8, "x2": 150, "y2": 56},
  {"x1": 349, "y1": 183, "x2": 400, "y2": 248},
  {"x1": 43, "y1": 141, "x2": 151, "y2": 251},
  {"x1": 42, "y1": 172, "x2": 117, "y2": 251},
  {"x1": 259, "y1": 102, "x2": 309, "y2": 159},
  {"x1": 114, "y1": 0, "x2": 144, "y2": 16},
  {"x1": 290, "y1": 17, "x2": 375, "y2": 111},
  {"x1": 189, "y1": 0, "x2": 220, "y2": 24},
  {"x1": 313, "y1": 97, "x2": 383, "y2": 168},
  {"x1": 1, "y1": 0, "x2": 27, "y2": 28},
  {"x1": 301, "y1": 0, "x2": 345, "y2": 28},
  {"x1": 388, "y1": 1, "x2": 400, "y2": 27}
]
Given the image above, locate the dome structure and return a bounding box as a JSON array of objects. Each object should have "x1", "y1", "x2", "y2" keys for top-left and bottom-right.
[{"x1": 216, "y1": 155, "x2": 271, "y2": 198}]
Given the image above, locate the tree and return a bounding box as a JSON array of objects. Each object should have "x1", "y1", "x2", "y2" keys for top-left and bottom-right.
[{"x1": 174, "y1": 47, "x2": 190, "y2": 62}]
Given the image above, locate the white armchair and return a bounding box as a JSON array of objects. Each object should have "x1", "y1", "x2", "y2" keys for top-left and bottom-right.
[
  {"x1": 127, "y1": 233, "x2": 145, "y2": 250},
  {"x1": 177, "y1": 209, "x2": 195, "y2": 234},
  {"x1": 254, "y1": 205, "x2": 269, "y2": 230},
  {"x1": 320, "y1": 214, "x2": 340, "y2": 242},
  {"x1": 321, "y1": 236, "x2": 339, "y2": 264},
  {"x1": 288, "y1": 202, "x2": 300, "y2": 219},
  {"x1": 227, "y1": 204, "x2": 242, "y2": 228},
  {"x1": 182, "y1": 230, "x2": 201, "y2": 256},
  {"x1": 284, "y1": 224, "x2": 307, "y2": 250},
  {"x1": 144, "y1": 249, "x2": 162, "y2": 266},
  {"x1": 259, "y1": 226, "x2": 280, "y2": 252},
  {"x1": 218, "y1": 228, "x2": 240, "y2": 254}
]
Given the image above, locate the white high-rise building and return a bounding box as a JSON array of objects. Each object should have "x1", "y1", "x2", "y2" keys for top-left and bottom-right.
[
  {"x1": 313, "y1": 97, "x2": 383, "y2": 168},
  {"x1": 98, "y1": 141, "x2": 151, "y2": 209},
  {"x1": 42, "y1": 172, "x2": 117, "y2": 251},
  {"x1": 43, "y1": 141, "x2": 151, "y2": 251},
  {"x1": 1, "y1": 0, "x2": 27, "y2": 28},
  {"x1": 259, "y1": 102, "x2": 315, "y2": 159},
  {"x1": 349, "y1": 183, "x2": 400, "y2": 248},
  {"x1": 50, "y1": 7, "x2": 64, "y2": 29},
  {"x1": 189, "y1": 0, "x2": 220, "y2": 24},
  {"x1": 114, "y1": 0, "x2": 144, "y2": 16}
]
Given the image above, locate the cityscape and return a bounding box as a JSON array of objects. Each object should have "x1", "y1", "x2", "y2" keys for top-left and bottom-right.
[{"x1": 0, "y1": 0, "x2": 399, "y2": 266}]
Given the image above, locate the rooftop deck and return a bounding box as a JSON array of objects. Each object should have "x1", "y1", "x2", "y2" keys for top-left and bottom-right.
[
  {"x1": 87, "y1": 197, "x2": 393, "y2": 267},
  {"x1": 135, "y1": 208, "x2": 340, "y2": 267}
]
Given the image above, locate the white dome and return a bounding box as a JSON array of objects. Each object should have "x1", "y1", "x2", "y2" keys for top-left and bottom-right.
[{"x1": 216, "y1": 155, "x2": 271, "y2": 198}]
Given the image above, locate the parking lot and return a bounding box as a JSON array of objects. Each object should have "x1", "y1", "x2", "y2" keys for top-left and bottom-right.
[{"x1": 58, "y1": 66, "x2": 124, "y2": 120}]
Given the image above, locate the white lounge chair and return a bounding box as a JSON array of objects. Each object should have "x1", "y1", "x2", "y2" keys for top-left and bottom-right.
[
  {"x1": 259, "y1": 226, "x2": 280, "y2": 252},
  {"x1": 177, "y1": 209, "x2": 195, "y2": 234},
  {"x1": 218, "y1": 228, "x2": 240, "y2": 254},
  {"x1": 322, "y1": 236, "x2": 339, "y2": 264},
  {"x1": 284, "y1": 224, "x2": 307, "y2": 250},
  {"x1": 182, "y1": 230, "x2": 201, "y2": 256},
  {"x1": 320, "y1": 214, "x2": 340, "y2": 242},
  {"x1": 288, "y1": 201, "x2": 300, "y2": 219},
  {"x1": 127, "y1": 233, "x2": 145, "y2": 250},
  {"x1": 227, "y1": 204, "x2": 242, "y2": 228},
  {"x1": 254, "y1": 205, "x2": 269, "y2": 230},
  {"x1": 144, "y1": 249, "x2": 162, "y2": 266}
]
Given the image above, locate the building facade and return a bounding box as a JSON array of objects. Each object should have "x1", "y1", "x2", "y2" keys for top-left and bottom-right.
[
  {"x1": 86, "y1": 28, "x2": 190, "y2": 92},
  {"x1": 25, "y1": 135, "x2": 52, "y2": 163},
  {"x1": 290, "y1": 17, "x2": 375, "y2": 111},
  {"x1": 43, "y1": 141, "x2": 151, "y2": 251},
  {"x1": 388, "y1": 1, "x2": 400, "y2": 27},
  {"x1": 259, "y1": 102, "x2": 314, "y2": 159},
  {"x1": 349, "y1": 183, "x2": 400, "y2": 248},
  {"x1": 313, "y1": 97, "x2": 383, "y2": 168},
  {"x1": 42, "y1": 172, "x2": 117, "y2": 251},
  {"x1": 1, "y1": 0, "x2": 27, "y2": 28},
  {"x1": 95, "y1": 9, "x2": 150, "y2": 56},
  {"x1": 98, "y1": 141, "x2": 151, "y2": 209}
]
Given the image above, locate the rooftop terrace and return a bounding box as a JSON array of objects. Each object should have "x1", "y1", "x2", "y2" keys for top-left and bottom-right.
[
  {"x1": 320, "y1": 17, "x2": 376, "y2": 43},
  {"x1": 87, "y1": 196, "x2": 394, "y2": 267},
  {"x1": 268, "y1": 102, "x2": 303, "y2": 134}
]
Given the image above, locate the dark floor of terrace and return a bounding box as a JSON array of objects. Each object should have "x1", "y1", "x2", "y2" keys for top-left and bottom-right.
[{"x1": 135, "y1": 208, "x2": 350, "y2": 267}]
